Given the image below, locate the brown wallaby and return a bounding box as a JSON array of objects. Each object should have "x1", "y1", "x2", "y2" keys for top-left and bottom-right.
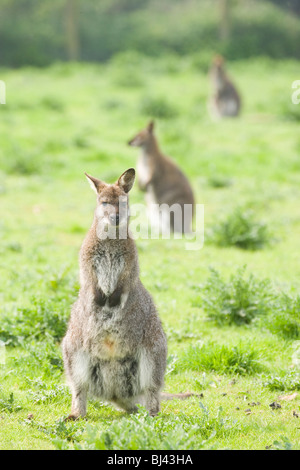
[
  {"x1": 128, "y1": 121, "x2": 195, "y2": 235},
  {"x1": 208, "y1": 55, "x2": 241, "y2": 119},
  {"x1": 62, "y1": 168, "x2": 167, "y2": 419}
]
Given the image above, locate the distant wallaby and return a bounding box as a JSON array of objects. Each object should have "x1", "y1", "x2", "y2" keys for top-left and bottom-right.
[
  {"x1": 62, "y1": 168, "x2": 167, "y2": 419},
  {"x1": 128, "y1": 121, "x2": 195, "y2": 234},
  {"x1": 208, "y1": 55, "x2": 241, "y2": 119}
]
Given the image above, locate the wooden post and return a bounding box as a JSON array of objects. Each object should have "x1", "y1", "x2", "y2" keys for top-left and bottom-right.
[
  {"x1": 219, "y1": 0, "x2": 230, "y2": 42},
  {"x1": 65, "y1": 0, "x2": 80, "y2": 61}
]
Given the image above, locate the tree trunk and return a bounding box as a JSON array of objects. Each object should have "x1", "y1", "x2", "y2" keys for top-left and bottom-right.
[
  {"x1": 65, "y1": 0, "x2": 80, "y2": 61},
  {"x1": 219, "y1": 0, "x2": 230, "y2": 42}
]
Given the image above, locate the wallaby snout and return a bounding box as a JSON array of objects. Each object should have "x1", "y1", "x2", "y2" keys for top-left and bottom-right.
[
  {"x1": 95, "y1": 200, "x2": 127, "y2": 228},
  {"x1": 109, "y1": 212, "x2": 119, "y2": 226},
  {"x1": 128, "y1": 121, "x2": 154, "y2": 148},
  {"x1": 128, "y1": 137, "x2": 136, "y2": 146},
  {"x1": 128, "y1": 135, "x2": 142, "y2": 147}
]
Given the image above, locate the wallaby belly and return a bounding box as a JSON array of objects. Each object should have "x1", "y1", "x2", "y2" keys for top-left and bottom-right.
[
  {"x1": 89, "y1": 355, "x2": 140, "y2": 400},
  {"x1": 70, "y1": 344, "x2": 153, "y2": 402}
]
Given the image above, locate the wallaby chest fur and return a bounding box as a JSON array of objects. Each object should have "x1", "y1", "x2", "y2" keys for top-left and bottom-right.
[{"x1": 62, "y1": 169, "x2": 167, "y2": 419}]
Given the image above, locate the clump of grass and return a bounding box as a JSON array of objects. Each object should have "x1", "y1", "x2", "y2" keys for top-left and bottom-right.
[
  {"x1": 280, "y1": 100, "x2": 300, "y2": 122},
  {"x1": 260, "y1": 294, "x2": 300, "y2": 340},
  {"x1": 140, "y1": 96, "x2": 178, "y2": 119},
  {"x1": 272, "y1": 436, "x2": 294, "y2": 450},
  {"x1": 2, "y1": 148, "x2": 42, "y2": 175},
  {"x1": 210, "y1": 207, "x2": 271, "y2": 250},
  {"x1": 0, "y1": 389, "x2": 22, "y2": 413},
  {"x1": 263, "y1": 371, "x2": 300, "y2": 391},
  {"x1": 114, "y1": 69, "x2": 144, "y2": 88},
  {"x1": 200, "y1": 267, "x2": 275, "y2": 326},
  {"x1": 40, "y1": 96, "x2": 65, "y2": 112},
  {"x1": 207, "y1": 176, "x2": 234, "y2": 188},
  {"x1": 176, "y1": 340, "x2": 264, "y2": 376}
]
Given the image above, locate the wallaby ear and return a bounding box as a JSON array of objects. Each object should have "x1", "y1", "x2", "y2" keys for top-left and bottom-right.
[
  {"x1": 147, "y1": 120, "x2": 155, "y2": 133},
  {"x1": 85, "y1": 173, "x2": 105, "y2": 194},
  {"x1": 117, "y1": 168, "x2": 135, "y2": 193}
]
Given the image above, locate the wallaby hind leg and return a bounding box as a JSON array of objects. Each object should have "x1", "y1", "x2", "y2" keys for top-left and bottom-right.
[
  {"x1": 145, "y1": 389, "x2": 160, "y2": 417},
  {"x1": 65, "y1": 386, "x2": 88, "y2": 421}
]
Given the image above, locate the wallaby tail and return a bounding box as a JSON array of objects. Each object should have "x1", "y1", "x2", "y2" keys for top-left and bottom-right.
[{"x1": 160, "y1": 392, "x2": 200, "y2": 401}]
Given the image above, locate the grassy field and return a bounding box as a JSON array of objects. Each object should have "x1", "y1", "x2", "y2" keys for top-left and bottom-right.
[{"x1": 0, "y1": 53, "x2": 300, "y2": 450}]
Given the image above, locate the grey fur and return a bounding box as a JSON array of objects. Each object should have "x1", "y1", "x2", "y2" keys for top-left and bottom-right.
[{"x1": 62, "y1": 169, "x2": 167, "y2": 419}]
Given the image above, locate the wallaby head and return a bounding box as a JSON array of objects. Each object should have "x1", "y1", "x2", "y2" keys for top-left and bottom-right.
[
  {"x1": 128, "y1": 120, "x2": 155, "y2": 149},
  {"x1": 85, "y1": 168, "x2": 135, "y2": 236},
  {"x1": 212, "y1": 54, "x2": 225, "y2": 70},
  {"x1": 210, "y1": 54, "x2": 227, "y2": 88}
]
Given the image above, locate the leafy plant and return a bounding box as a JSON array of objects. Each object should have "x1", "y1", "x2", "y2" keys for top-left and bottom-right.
[
  {"x1": 210, "y1": 207, "x2": 271, "y2": 250},
  {"x1": 26, "y1": 417, "x2": 85, "y2": 445},
  {"x1": 0, "y1": 297, "x2": 69, "y2": 346},
  {"x1": 26, "y1": 377, "x2": 69, "y2": 405},
  {"x1": 260, "y1": 294, "x2": 300, "y2": 340},
  {"x1": 200, "y1": 267, "x2": 275, "y2": 326},
  {"x1": 0, "y1": 390, "x2": 22, "y2": 413},
  {"x1": 263, "y1": 371, "x2": 300, "y2": 391},
  {"x1": 56, "y1": 406, "x2": 233, "y2": 450},
  {"x1": 140, "y1": 96, "x2": 178, "y2": 119}
]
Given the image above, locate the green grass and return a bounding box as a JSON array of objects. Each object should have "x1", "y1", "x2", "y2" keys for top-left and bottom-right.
[{"x1": 0, "y1": 55, "x2": 300, "y2": 450}]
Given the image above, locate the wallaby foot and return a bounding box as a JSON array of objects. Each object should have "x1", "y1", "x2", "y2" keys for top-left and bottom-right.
[
  {"x1": 64, "y1": 413, "x2": 80, "y2": 422},
  {"x1": 67, "y1": 389, "x2": 87, "y2": 421},
  {"x1": 145, "y1": 389, "x2": 160, "y2": 417}
]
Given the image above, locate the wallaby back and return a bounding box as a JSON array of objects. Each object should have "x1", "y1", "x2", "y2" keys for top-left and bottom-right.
[{"x1": 62, "y1": 168, "x2": 167, "y2": 420}]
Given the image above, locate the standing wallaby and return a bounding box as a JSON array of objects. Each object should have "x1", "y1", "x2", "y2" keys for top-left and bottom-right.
[
  {"x1": 128, "y1": 121, "x2": 195, "y2": 235},
  {"x1": 62, "y1": 168, "x2": 167, "y2": 419},
  {"x1": 208, "y1": 55, "x2": 241, "y2": 119}
]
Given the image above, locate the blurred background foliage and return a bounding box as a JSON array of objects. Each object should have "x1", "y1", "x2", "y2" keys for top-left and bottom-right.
[{"x1": 1, "y1": 0, "x2": 300, "y2": 67}]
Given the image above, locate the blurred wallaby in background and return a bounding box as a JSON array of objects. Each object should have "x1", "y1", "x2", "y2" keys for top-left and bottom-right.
[
  {"x1": 62, "y1": 168, "x2": 167, "y2": 419},
  {"x1": 128, "y1": 121, "x2": 195, "y2": 235},
  {"x1": 208, "y1": 55, "x2": 241, "y2": 119}
]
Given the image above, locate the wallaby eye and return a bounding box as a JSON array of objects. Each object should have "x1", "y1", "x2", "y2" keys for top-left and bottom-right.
[{"x1": 102, "y1": 202, "x2": 108, "y2": 206}]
